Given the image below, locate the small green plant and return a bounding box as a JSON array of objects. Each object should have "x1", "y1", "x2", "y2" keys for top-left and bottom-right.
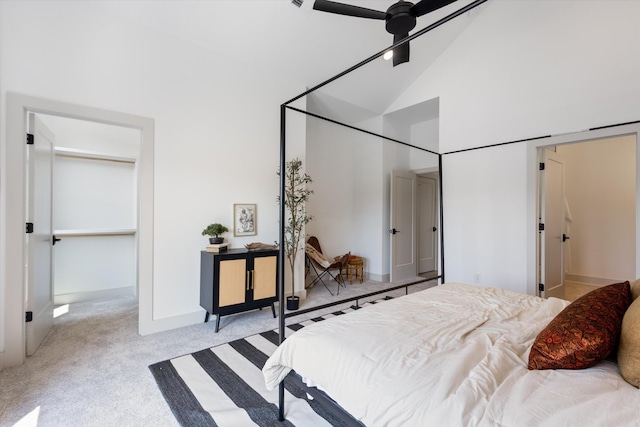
[
  {"x1": 201, "y1": 223, "x2": 229, "y2": 238},
  {"x1": 277, "y1": 158, "x2": 313, "y2": 298}
]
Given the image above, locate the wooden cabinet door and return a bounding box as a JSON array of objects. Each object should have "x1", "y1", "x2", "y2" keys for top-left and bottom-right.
[
  {"x1": 252, "y1": 255, "x2": 277, "y2": 301},
  {"x1": 218, "y1": 258, "x2": 247, "y2": 307}
]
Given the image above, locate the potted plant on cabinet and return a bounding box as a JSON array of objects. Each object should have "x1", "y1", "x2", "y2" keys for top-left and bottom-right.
[
  {"x1": 278, "y1": 158, "x2": 313, "y2": 311},
  {"x1": 202, "y1": 223, "x2": 229, "y2": 244}
]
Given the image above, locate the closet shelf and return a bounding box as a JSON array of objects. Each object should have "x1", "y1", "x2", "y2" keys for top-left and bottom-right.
[
  {"x1": 54, "y1": 229, "x2": 137, "y2": 237},
  {"x1": 54, "y1": 147, "x2": 137, "y2": 164}
]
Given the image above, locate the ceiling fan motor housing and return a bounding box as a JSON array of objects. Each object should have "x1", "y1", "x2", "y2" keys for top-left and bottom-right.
[{"x1": 385, "y1": 1, "x2": 417, "y2": 35}]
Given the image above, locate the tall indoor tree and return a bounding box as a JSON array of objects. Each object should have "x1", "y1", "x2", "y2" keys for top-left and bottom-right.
[{"x1": 278, "y1": 158, "x2": 313, "y2": 310}]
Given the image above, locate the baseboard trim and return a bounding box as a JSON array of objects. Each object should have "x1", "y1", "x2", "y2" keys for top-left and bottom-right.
[
  {"x1": 54, "y1": 286, "x2": 135, "y2": 305},
  {"x1": 369, "y1": 272, "x2": 388, "y2": 282},
  {"x1": 140, "y1": 310, "x2": 206, "y2": 335},
  {"x1": 564, "y1": 274, "x2": 625, "y2": 287}
]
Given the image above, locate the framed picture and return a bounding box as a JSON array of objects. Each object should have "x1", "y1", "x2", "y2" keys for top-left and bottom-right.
[{"x1": 234, "y1": 204, "x2": 257, "y2": 236}]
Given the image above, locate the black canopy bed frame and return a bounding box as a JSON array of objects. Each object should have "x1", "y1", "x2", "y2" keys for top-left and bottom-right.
[
  {"x1": 275, "y1": 0, "x2": 640, "y2": 423},
  {"x1": 276, "y1": 0, "x2": 487, "y2": 420}
]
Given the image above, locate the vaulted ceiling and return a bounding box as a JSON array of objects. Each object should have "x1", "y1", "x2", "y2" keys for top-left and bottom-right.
[{"x1": 96, "y1": 0, "x2": 486, "y2": 114}]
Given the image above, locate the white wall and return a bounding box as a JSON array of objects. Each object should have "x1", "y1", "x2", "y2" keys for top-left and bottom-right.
[
  {"x1": 53, "y1": 155, "x2": 137, "y2": 298},
  {"x1": 40, "y1": 115, "x2": 140, "y2": 157},
  {"x1": 53, "y1": 156, "x2": 136, "y2": 229},
  {"x1": 558, "y1": 135, "x2": 636, "y2": 282},
  {"x1": 410, "y1": 118, "x2": 439, "y2": 154},
  {"x1": 305, "y1": 101, "x2": 386, "y2": 279},
  {"x1": 54, "y1": 236, "x2": 136, "y2": 299},
  {"x1": 0, "y1": 0, "x2": 304, "y2": 366},
  {"x1": 306, "y1": 93, "x2": 440, "y2": 282},
  {"x1": 354, "y1": 115, "x2": 387, "y2": 279},
  {"x1": 391, "y1": 1, "x2": 640, "y2": 150},
  {"x1": 442, "y1": 143, "x2": 529, "y2": 292},
  {"x1": 389, "y1": 0, "x2": 640, "y2": 294}
]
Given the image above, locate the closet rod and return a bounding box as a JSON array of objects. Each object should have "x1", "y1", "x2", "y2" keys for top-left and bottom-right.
[{"x1": 53, "y1": 229, "x2": 136, "y2": 238}]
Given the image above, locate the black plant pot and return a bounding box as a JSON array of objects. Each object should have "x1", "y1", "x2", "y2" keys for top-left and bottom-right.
[
  {"x1": 209, "y1": 237, "x2": 224, "y2": 244},
  {"x1": 286, "y1": 296, "x2": 300, "y2": 311}
]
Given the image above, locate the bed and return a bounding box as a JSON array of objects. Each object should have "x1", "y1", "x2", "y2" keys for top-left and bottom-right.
[{"x1": 263, "y1": 282, "x2": 640, "y2": 426}]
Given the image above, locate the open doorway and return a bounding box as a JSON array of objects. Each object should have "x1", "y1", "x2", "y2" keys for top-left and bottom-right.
[
  {"x1": 38, "y1": 114, "x2": 140, "y2": 307},
  {"x1": 24, "y1": 113, "x2": 141, "y2": 356},
  {"x1": 26, "y1": 112, "x2": 141, "y2": 356},
  {"x1": 538, "y1": 134, "x2": 636, "y2": 301},
  {"x1": 4, "y1": 93, "x2": 154, "y2": 368}
]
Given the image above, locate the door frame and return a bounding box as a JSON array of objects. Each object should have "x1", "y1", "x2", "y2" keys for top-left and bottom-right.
[
  {"x1": 529, "y1": 122, "x2": 640, "y2": 298},
  {"x1": 2, "y1": 93, "x2": 154, "y2": 368}
]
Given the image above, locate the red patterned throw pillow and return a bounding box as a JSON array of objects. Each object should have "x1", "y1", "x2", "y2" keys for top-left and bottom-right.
[{"x1": 528, "y1": 282, "x2": 632, "y2": 370}]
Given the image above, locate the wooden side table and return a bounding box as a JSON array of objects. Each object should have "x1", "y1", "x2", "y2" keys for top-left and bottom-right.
[{"x1": 345, "y1": 255, "x2": 364, "y2": 284}]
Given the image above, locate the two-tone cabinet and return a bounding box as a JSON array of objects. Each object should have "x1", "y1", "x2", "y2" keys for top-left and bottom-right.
[{"x1": 200, "y1": 248, "x2": 278, "y2": 332}]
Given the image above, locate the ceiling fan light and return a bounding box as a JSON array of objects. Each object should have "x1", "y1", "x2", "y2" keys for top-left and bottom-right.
[{"x1": 383, "y1": 50, "x2": 393, "y2": 60}]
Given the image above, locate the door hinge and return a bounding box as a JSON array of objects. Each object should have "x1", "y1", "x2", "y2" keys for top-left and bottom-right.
[
  {"x1": 538, "y1": 223, "x2": 544, "y2": 231},
  {"x1": 26, "y1": 222, "x2": 34, "y2": 233},
  {"x1": 26, "y1": 133, "x2": 34, "y2": 145},
  {"x1": 539, "y1": 162, "x2": 545, "y2": 171},
  {"x1": 26, "y1": 311, "x2": 33, "y2": 322},
  {"x1": 539, "y1": 283, "x2": 545, "y2": 292}
]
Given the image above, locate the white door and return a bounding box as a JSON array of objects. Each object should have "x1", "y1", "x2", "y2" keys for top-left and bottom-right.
[
  {"x1": 540, "y1": 148, "x2": 565, "y2": 299},
  {"x1": 418, "y1": 176, "x2": 437, "y2": 274},
  {"x1": 390, "y1": 170, "x2": 417, "y2": 281},
  {"x1": 26, "y1": 114, "x2": 55, "y2": 355}
]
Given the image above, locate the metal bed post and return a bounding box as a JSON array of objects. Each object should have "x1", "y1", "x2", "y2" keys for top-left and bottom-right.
[{"x1": 278, "y1": 104, "x2": 286, "y2": 421}]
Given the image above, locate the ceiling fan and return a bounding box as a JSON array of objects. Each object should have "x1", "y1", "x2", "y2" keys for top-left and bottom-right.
[{"x1": 313, "y1": 0, "x2": 458, "y2": 66}]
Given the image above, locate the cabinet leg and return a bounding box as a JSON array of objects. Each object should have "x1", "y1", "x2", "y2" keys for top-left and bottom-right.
[
  {"x1": 215, "y1": 315, "x2": 220, "y2": 333},
  {"x1": 271, "y1": 303, "x2": 276, "y2": 318},
  {"x1": 204, "y1": 312, "x2": 210, "y2": 323}
]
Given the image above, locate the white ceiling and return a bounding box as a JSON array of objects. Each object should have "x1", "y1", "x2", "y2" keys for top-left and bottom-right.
[{"x1": 96, "y1": 0, "x2": 485, "y2": 113}]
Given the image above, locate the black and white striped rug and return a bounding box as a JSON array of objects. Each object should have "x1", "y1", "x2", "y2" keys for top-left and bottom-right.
[{"x1": 149, "y1": 301, "x2": 386, "y2": 426}]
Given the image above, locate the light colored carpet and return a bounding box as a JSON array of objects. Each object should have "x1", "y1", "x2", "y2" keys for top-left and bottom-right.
[
  {"x1": 0, "y1": 277, "x2": 436, "y2": 426},
  {"x1": 565, "y1": 281, "x2": 600, "y2": 302}
]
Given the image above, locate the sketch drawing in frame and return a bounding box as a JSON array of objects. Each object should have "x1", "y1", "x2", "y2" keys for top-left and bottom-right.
[{"x1": 234, "y1": 204, "x2": 257, "y2": 236}]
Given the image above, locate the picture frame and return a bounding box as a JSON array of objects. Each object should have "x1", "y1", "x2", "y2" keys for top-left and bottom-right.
[{"x1": 234, "y1": 204, "x2": 257, "y2": 236}]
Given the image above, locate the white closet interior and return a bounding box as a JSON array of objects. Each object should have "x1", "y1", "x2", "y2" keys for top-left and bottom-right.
[{"x1": 38, "y1": 115, "x2": 141, "y2": 304}]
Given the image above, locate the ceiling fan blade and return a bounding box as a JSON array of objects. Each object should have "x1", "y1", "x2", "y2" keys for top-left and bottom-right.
[
  {"x1": 393, "y1": 33, "x2": 410, "y2": 66},
  {"x1": 411, "y1": 0, "x2": 458, "y2": 17},
  {"x1": 313, "y1": 0, "x2": 387, "y2": 20}
]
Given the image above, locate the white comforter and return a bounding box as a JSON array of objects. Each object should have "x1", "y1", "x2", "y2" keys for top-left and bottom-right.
[{"x1": 263, "y1": 283, "x2": 640, "y2": 426}]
